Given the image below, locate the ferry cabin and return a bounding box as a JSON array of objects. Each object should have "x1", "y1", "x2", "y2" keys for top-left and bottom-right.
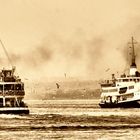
[
  {"x1": 0, "y1": 82, "x2": 25, "y2": 107},
  {"x1": 100, "y1": 76, "x2": 140, "y2": 104},
  {"x1": 0, "y1": 68, "x2": 26, "y2": 108}
]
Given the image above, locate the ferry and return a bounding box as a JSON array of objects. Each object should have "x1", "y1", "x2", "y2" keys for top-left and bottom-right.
[
  {"x1": 0, "y1": 67, "x2": 29, "y2": 114},
  {"x1": 99, "y1": 37, "x2": 140, "y2": 108},
  {"x1": 0, "y1": 40, "x2": 29, "y2": 114}
]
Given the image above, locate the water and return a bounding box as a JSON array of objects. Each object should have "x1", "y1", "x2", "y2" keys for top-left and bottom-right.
[{"x1": 0, "y1": 99, "x2": 140, "y2": 140}]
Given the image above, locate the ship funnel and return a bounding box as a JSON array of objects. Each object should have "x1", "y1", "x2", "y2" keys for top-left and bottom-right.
[{"x1": 129, "y1": 37, "x2": 137, "y2": 76}]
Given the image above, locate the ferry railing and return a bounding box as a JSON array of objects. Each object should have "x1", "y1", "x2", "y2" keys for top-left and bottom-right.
[{"x1": 0, "y1": 90, "x2": 25, "y2": 96}]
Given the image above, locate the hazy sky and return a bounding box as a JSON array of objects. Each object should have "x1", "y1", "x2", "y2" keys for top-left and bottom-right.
[{"x1": 0, "y1": 0, "x2": 140, "y2": 81}]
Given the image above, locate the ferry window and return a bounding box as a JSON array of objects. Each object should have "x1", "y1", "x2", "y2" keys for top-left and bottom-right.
[
  {"x1": 123, "y1": 79, "x2": 129, "y2": 82},
  {"x1": 15, "y1": 84, "x2": 21, "y2": 90},
  {"x1": 129, "y1": 86, "x2": 134, "y2": 89},
  {"x1": 118, "y1": 79, "x2": 122, "y2": 82},
  {"x1": 102, "y1": 89, "x2": 108, "y2": 93},
  {"x1": 0, "y1": 98, "x2": 3, "y2": 106},
  {"x1": 134, "y1": 79, "x2": 136, "y2": 82},
  {"x1": 4, "y1": 84, "x2": 14, "y2": 90},
  {"x1": 119, "y1": 87, "x2": 127, "y2": 94},
  {"x1": 21, "y1": 84, "x2": 24, "y2": 90},
  {"x1": 11, "y1": 85, "x2": 14, "y2": 90},
  {"x1": 109, "y1": 89, "x2": 117, "y2": 92},
  {"x1": 130, "y1": 79, "x2": 133, "y2": 81},
  {"x1": 0, "y1": 85, "x2": 3, "y2": 90},
  {"x1": 125, "y1": 93, "x2": 134, "y2": 99},
  {"x1": 135, "y1": 79, "x2": 140, "y2": 82}
]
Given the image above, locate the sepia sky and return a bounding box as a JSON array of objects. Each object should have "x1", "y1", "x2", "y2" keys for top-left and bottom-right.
[{"x1": 0, "y1": 0, "x2": 140, "y2": 81}]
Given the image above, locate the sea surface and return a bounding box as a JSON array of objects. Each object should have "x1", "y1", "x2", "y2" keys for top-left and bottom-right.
[{"x1": 1, "y1": 99, "x2": 140, "y2": 140}]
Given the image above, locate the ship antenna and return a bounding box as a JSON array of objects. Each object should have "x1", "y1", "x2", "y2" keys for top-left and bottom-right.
[{"x1": 0, "y1": 39, "x2": 13, "y2": 67}]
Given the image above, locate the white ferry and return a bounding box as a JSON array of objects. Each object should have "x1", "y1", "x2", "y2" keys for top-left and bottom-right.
[{"x1": 99, "y1": 37, "x2": 140, "y2": 108}]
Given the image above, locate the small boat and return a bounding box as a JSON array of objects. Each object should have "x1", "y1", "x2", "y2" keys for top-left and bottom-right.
[{"x1": 99, "y1": 37, "x2": 140, "y2": 108}]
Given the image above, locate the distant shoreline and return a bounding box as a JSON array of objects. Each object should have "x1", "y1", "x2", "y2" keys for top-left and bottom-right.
[{"x1": 25, "y1": 80, "x2": 100, "y2": 100}]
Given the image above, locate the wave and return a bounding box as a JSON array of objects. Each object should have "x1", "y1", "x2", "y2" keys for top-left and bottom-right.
[
  {"x1": 0, "y1": 114, "x2": 28, "y2": 119},
  {"x1": 0, "y1": 124, "x2": 140, "y2": 131}
]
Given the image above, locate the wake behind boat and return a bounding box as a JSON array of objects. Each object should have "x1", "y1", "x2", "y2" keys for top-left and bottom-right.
[{"x1": 99, "y1": 37, "x2": 140, "y2": 108}]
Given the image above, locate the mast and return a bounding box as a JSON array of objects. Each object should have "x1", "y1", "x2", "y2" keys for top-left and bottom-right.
[
  {"x1": 0, "y1": 39, "x2": 13, "y2": 67},
  {"x1": 129, "y1": 37, "x2": 137, "y2": 76},
  {"x1": 0, "y1": 39, "x2": 16, "y2": 76},
  {"x1": 131, "y1": 37, "x2": 136, "y2": 67}
]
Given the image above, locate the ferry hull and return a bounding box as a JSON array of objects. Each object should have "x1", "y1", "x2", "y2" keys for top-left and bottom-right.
[
  {"x1": 99, "y1": 100, "x2": 140, "y2": 108},
  {"x1": 0, "y1": 107, "x2": 29, "y2": 114}
]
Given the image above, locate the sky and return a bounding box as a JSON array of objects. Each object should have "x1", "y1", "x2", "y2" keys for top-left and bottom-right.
[{"x1": 0, "y1": 0, "x2": 140, "y2": 81}]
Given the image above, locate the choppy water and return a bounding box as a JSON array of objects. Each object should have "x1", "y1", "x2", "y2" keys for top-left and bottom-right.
[{"x1": 0, "y1": 99, "x2": 140, "y2": 140}]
